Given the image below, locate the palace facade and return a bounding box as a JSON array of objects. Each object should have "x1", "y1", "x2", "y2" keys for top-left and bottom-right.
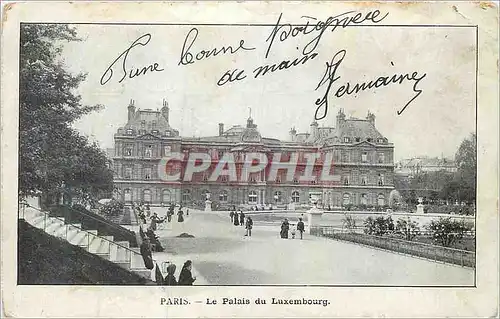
[{"x1": 111, "y1": 99, "x2": 395, "y2": 209}]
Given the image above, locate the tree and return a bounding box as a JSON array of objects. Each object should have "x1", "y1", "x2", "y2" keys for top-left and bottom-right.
[
  {"x1": 454, "y1": 133, "x2": 477, "y2": 203},
  {"x1": 19, "y1": 24, "x2": 112, "y2": 205}
]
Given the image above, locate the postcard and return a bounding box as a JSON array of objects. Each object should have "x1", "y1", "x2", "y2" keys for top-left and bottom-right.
[{"x1": 1, "y1": 1, "x2": 498, "y2": 318}]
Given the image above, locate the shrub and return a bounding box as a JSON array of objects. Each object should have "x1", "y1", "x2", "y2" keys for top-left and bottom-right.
[
  {"x1": 395, "y1": 218, "x2": 421, "y2": 241},
  {"x1": 98, "y1": 200, "x2": 124, "y2": 220},
  {"x1": 426, "y1": 217, "x2": 473, "y2": 247},
  {"x1": 363, "y1": 216, "x2": 394, "y2": 236},
  {"x1": 341, "y1": 214, "x2": 357, "y2": 233}
]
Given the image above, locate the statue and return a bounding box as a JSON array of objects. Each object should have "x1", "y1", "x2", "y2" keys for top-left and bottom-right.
[
  {"x1": 416, "y1": 197, "x2": 425, "y2": 214},
  {"x1": 204, "y1": 192, "x2": 212, "y2": 212}
]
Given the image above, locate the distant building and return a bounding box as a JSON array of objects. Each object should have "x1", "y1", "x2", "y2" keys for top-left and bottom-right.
[
  {"x1": 395, "y1": 157, "x2": 457, "y2": 178},
  {"x1": 111, "y1": 101, "x2": 395, "y2": 209}
]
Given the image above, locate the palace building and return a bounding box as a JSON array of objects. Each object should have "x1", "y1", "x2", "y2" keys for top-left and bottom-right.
[{"x1": 111, "y1": 99, "x2": 395, "y2": 209}]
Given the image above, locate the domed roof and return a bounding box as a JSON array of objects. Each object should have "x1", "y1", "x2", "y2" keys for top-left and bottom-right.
[{"x1": 241, "y1": 127, "x2": 262, "y2": 143}]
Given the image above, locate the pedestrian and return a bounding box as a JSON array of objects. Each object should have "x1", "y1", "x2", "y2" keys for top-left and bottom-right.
[
  {"x1": 163, "y1": 263, "x2": 177, "y2": 286},
  {"x1": 140, "y1": 237, "x2": 154, "y2": 270},
  {"x1": 245, "y1": 216, "x2": 253, "y2": 237},
  {"x1": 177, "y1": 209, "x2": 184, "y2": 223},
  {"x1": 239, "y1": 211, "x2": 245, "y2": 226},
  {"x1": 233, "y1": 213, "x2": 239, "y2": 226},
  {"x1": 297, "y1": 217, "x2": 305, "y2": 240},
  {"x1": 150, "y1": 212, "x2": 164, "y2": 231},
  {"x1": 280, "y1": 218, "x2": 289, "y2": 239},
  {"x1": 230, "y1": 211, "x2": 234, "y2": 223},
  {"x1": 178, "y1": 260, "x2": 196, "y2": 285}
]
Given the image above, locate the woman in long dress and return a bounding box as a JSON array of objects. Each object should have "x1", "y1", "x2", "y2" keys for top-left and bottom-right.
[
  {"x1": 178, "y1": 260, "x2": 196, "y2": 285},
  {"x1": 163, "y1": 263, "x2": 177, "y2": 286},
  {"x1": 177, "y1": 209, "x2": 184, "y2": 223}
]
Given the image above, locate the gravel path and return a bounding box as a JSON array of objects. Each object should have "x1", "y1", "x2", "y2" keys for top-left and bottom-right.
[{"x1": 155, "y1": 210, "x2": 474, "y2": 286}]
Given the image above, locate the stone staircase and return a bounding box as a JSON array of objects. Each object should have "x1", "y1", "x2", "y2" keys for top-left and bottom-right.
[{"x1": 21, "y1": 205, "x2": 151, "y2": 278}]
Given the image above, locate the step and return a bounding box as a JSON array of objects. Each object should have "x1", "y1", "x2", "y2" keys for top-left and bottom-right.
[
  {"x1": 44, "y1": 219, "x2": 66, "y2": 235},
  {"x1": 130, "y1": 249, "x2": 145, "y2": 269},
  {"x1": 69, "y1": 231, "x2": 89, "y2": 247},
  {"x1": 115, "y1": 246, "x2": 131, "y2": 263},
  {"x1": 30, "y1": 215, "x2": 49, "y2": 228}
]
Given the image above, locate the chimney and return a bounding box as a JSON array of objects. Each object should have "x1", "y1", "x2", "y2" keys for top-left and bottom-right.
[
  {"x1": 336, "y1": 108, "x2": 345, "y2": 128},
  {"x1": 161, "y1": 99, "x2": 169, "y2": 123},
  {"x1": 289, "y1": 127, "x2": 297, "y2": 141},
  {"x1": 310, "y1": 121, "x2": 319, "y2": 139},
  {"x1": 218, "y1": 123, "x2": 224, "y2": 136},
  {"x1": 366, "y1": 110, "x2": 375, "y2": 125},
  {"x1": 127, "y1": 99, "x2": 135, "y2": 121}
]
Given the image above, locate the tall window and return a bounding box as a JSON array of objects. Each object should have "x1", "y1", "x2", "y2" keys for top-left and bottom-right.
[
  {"x1": 291, "y1": 191, "x2": 300, "y2": 203},
  {"x1": 248, "y1": 190, "x2": 258, "y2": 203},
  {"x1": 124, "y1": 146, "x2": 132, "y2": 157},
  {"x1": 144, "y1": 167, "x2": 152, "y2": 180},
  {"x1": 361, "y1": 175, "x2": 367, "y2": 185},
  {"x1": 145, "y1": 145, "x2": 152, "y2": 158},
  {"x1": 164, "y1": 145, "x2": 171, "y2": 155},
  {"x1": 343, "y1": 193, "x2": 350, "y2": 206},
  {"x1": 361, "y1": 152, "x2": 368, "y2": 163},
  {"x1": 219, "y1": 190, "x2": 228, "y2": 202},
  {"x1": 143, "y1": 189, "x2": 151, "y2": 203},
  {"x1": 361, "y1": 193, "x2": 368, "y2": 205},
  {"x1": 378, "y1": 153, "x2": 385, "y2": 164},
  {"x1": 162, "y1": 189, "x2": 171, "y2": 203},
  {"x1": 378, "y1": 174, "x2": 384, "y2": 186},
  {"x1": 343, "y1": 176, "x2": 349, "y2": 185},
  {"x1": 124, "y1": 167, "x2": 132, "y2": 179},
  {"x1": 378, "y1": 194, "x2": 385, "y2": 206},
  {"x1": 141, "y1": 120, "x2": 146, "y2": 128},
  {"x1": 124, "y1": 189, "x2": 132, "y2": 202},
  {"x1": 274, "y1": 191, "x2": 282, "y2": 203},
  {"x1": 182, "y1": 189, "x2": 191, "y2": 202}
]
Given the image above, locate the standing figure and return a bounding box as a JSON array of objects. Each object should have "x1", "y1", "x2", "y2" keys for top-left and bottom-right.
[
  {"x1": 233, "y1": 213, "x2": 239, "y2": 226},
  {"x1": 177, "y1": 209, "x2": 184, "y2": 222},
  {"x1": 163, "y1": 263, "x2": 177, "y2": 286},
  {"x1": 280, "y1": 219, "x2": 289, "y2": 239},
  {"x1": 239, "y1": 211, "x2": 245, "y2": 227},
  {"x1": 140, "y1": 238, "x2": 154, "y2": 270},
  {"x1": 150, "y1": 212, "x2": 165, "y2": 231},
  {"x1": 230, "y1": 211, "x2": 234, "y2": 223},
  {"x1": 178, "y1": 260, "x2": 196, "y2": 286},
  {"x1": 297, "y1": 218, "x2": 305, "y2": 240},
  {"x1": 245, "y1": 216, "x2": 253, "y2": 237}
]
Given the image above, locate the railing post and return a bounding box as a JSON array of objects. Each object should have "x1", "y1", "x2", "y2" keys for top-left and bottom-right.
[{"x1": 461, "y1": 252, "x2": 464, "y2": 267}]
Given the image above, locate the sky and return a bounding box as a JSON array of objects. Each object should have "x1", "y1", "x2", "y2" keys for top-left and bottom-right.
[{"x1": 62, "y1": 21, "x2": 476, "y2": 162}]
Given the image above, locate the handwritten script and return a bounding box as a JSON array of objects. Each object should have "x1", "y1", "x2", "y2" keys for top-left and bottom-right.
[{"x1": 100, "y1": 10, "x2": 428, "y2": 119}]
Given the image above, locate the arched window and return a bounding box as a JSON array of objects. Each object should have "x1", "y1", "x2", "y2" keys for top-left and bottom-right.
[
  {"x1": 361, "y1": 193, "x2": 368, "y2": 205},
  {"x1": 124, "y1": 189, "x2": 132, "y2": 202},
  {"x1": 143, "y1": 189, "x2": 151, "y2": 203},
  {"x1": 219, "y1": 190, "x2": 228, "y2": 202},
  {"x1": 343, "y1": 193, "x2": 350, "y2": 206},
  {"x1": 291, "y1": 191, "x2": 300, "y2": 203},
  {"x1": 162, "y1": 189, "x2": 171, "y2": 204},
  {"x1": 343, "y1": 176, "x2": 349, "y2": 185},
  {"x1": 274, "y1": 191, "x2": 282, "y2": 203},
  {"x1": 248, "y1": 190, "x2": 258, "y2": 203},
  {"x1": 378, "y1": 194, "x2": 385, "y2": 206},
  {"x1": 182, "y1": 189, "x2": 191, "y2": 202}
]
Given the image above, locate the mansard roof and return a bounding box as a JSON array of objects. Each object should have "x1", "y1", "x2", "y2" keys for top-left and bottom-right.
[
  {"x1": 336, "y1": 118, "x2": 384, "y2": 140},
  {"x1": 124, "y1": 108, "x2": 174, "y2": 132}
]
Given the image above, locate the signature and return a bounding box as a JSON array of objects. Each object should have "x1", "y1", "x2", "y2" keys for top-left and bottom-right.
[
  {"x1": 179, "y1": 28, "x2": 256, "y2": 66},
  {"x1": 265, "y1": 10, "x2": 389, "y2": 58},
  {"x1": 314, "y1": 50, "x2": 427, "y2": 120},
  {"x1": 100, "y1": 33, "x2": 164, "y2": 85}
]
